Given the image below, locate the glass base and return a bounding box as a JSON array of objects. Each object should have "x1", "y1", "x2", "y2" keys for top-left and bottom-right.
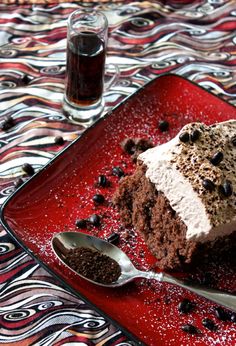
[{"x1": 63, "y1": 96, "x2": 105, "y2": 124}]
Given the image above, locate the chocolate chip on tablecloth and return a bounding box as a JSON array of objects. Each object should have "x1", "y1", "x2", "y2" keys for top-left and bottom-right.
[
  {"x1": 1, "y1": 116, "x2": 14, "y2": 131},
  {"x1": 14, "y1": 178, "x2": 24, "y2": 189},
  {"x1": 22, "y1": 163, "x2": 35, "y2": 176},
  {"x1": 21, "y1": 74, "x2": 31, "y2": 84},
  {"x1": 54, "y1": 136, "x2": 64, "y2": 145}
]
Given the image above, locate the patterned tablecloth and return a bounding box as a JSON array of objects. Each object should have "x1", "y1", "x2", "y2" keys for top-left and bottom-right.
[{"x1": 0, "y1": 1, "x2": 235, "y2": 345}]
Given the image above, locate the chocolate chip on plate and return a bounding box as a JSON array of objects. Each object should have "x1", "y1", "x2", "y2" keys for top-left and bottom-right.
[
  {"x1": 178, "y1": 298, "x2": 194, "y2": 314},
  {"x1": 87, "y1": 214, "x2": 101, "y2": 227},
  {"x1": 201, "y1": 272, "x2": 214, "y2": 286},
  {"x1": 202, "y1": 318, "x2": 217, "y2": 331},
  {"x1": 181, "y1": 324, "x2": 199, "y2": 334},
  {"x1": 22, "y1": 163, "x2": 35, "y2": 176},
  {"x1": 97, "y1": 175, "x2": 108, "y2": 187},
  {"x1": 158, "y1": 120, "x2": 169, "y2": 132},
  {"x1": 230, "y1": 313, "x2": 236, "y2": 323},
  {"x1": 75, "y1": 219, "x2": 87, "y2": 229},
  {"x1": 120, "y1": 138, "x2": 136, "y2": 155},
  {"x1": 107, "y1": 232, "x2": 120, "y2": 245},
  {"x1": 92, "y1": 194, "x2": 105, "y2": 204},
  {"x1": 214, "y1": 306, "x2": 229, "y2": 321},
  {"x1": 112, "y1": 166, "x2": 124, "y2": 178}
]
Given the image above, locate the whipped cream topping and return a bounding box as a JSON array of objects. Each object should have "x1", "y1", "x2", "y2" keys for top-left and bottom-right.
[{"x1": 139, "y1": 120, "x2": 236, "y2": 242}]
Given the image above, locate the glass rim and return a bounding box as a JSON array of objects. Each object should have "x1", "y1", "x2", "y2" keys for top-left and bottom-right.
[{"x1": 68, "y1": 9, "x2": 108, "y2": 34}]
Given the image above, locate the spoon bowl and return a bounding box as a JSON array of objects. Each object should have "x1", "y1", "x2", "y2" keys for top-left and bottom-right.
[
  {"x1": 52, "y1": 231, "x2": 146, "y2": 287},
  {"x1": 52, "y1": 231, "x2": 236, "y2": 312}
]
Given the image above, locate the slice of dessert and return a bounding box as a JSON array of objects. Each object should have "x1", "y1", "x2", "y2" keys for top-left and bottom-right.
[{"x1": 113, "y1": 120, "x2": 236, "y2": 270}]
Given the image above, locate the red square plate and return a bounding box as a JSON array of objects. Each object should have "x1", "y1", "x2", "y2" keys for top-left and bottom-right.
[{"x1": 1, "y1": 74, "x2": 236, "y2": 346}]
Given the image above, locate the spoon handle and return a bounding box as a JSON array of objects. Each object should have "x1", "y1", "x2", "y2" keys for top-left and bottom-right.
[{"x1": 162, "y1": 273, "x2": 236, "y2": 312}]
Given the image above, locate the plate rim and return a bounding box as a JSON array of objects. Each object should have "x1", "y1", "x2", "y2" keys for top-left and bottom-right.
[{"x1": 1, "y1": 72, "x2": 236, "y2": 345}]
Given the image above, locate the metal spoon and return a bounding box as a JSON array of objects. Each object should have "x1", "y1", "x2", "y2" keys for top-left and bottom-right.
[{"x1": 52, "y1": 231, "x2": 236, "y2": 312}]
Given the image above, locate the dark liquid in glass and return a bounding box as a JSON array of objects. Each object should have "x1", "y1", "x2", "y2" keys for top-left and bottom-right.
[{"x1": 65, "y1": 32, "x2": 106, "y2": 107}]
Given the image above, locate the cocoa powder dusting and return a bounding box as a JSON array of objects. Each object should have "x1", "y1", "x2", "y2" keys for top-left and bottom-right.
[{"x1": 65, "y1": 247, "x2": 121, "y2": 284}]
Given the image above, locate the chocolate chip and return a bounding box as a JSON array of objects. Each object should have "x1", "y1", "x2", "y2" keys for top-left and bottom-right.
[
  {"x1": 135, "y1": 138, "x2": 153, "y2": 151},
  {"x1": 107, "y1": 232, "x2": 120, "y2": 245},
  {"x1": 178, "y1": 298, "x2": 194, "y2": 314},
  {"x1": 181, "y1": 324, "x2": 198, "y2": 334},
  {"x1": 190, "y1": 129, "x2": 201, "y2": 142},
  {"x1": 223, "y1": 180, "x2": 233, "y2": 197},
  {"x1": 158, "y1": 120, "x2": 169, "y2": 132},
  {"x1": 97, "y1": 175, "x2": 108, "y2": 187},
  {"x1": 230, "y1": 313, "x2": 236, "y2": 323},
  {"x1": 202, "y1": 318, "x2": 217, "y2": 331},
  {"x1": 54, "y1": 136, "x2": 64, "y2": 145},
  {"x1": 1, "y1": 116, "x2": 14, "y2": 131},
  {"x1": 202, "y1": 179, "x2": 215, "y2": 192},
  {"x1": 179, "y1": 132, "x2": 189, "y2": 143},
  {"x1": 87, "y1": 214, "x2": 100, "y2": 226},
  {"x1": 112, "y1": 166, "x2": 124, "y2": 178},
  {"x1": 22, "y1": 163, "x2": 35, "y2": 176},
  {"x1": 121, "y1": 137, "x2": 153, "y2": 156},
  {"x1": 219, "y1": 180, "x2": 233, "y2": 197},
  {"x1": 21, "y1": 75, "x2": 30, "y2": 84},
  {"x1": 14, "y1": 178, "x2": 23, "y2": 189},
  {"x1": 210, "y1": 152, "x2": 223, "y2": 166},
  {"x1": 201, "y1": 272, "x2": 214, "y2": 286},
  {"x1": 92, "y1": 194, "x2": 105, "y2": 204},
  {"x1": 120, "y1": 138, "x2": 136, "y2": 154},
  {"x1": 214, "y1": 307, "x2": 229, "y2": 321},
  {"x1": 75, "y1": 219, "x2": 87, "y2": 229},
  {"x1": 231, "y1": 136, "x2": 236, "y2": 146}
]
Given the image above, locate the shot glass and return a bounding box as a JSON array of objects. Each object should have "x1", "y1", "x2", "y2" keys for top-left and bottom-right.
[{"x1": 63, "y1": 9, "x2": 119, "y2": 123}]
